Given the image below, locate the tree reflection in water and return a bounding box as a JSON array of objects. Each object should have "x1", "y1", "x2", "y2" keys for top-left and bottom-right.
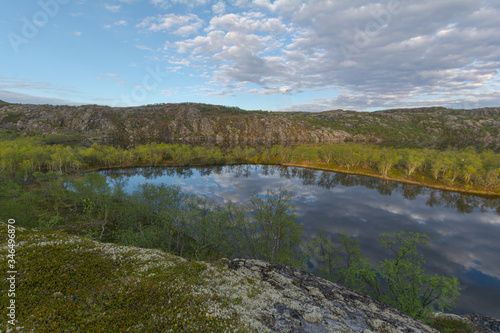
[{"x1": 102, "y1": 165, "x2": 500, "y2": 214}]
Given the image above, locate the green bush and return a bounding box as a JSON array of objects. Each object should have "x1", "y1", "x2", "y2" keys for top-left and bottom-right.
[{"x1": 306, "y1": 231, "x2": 461, "y2": 320}]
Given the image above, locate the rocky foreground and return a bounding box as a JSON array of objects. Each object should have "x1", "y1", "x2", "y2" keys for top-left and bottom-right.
[{"x1": 1, "y1": 223, "x2": 498, "y2": 332}]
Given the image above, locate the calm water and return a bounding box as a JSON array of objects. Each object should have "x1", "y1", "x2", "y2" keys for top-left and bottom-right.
[{"x1": 101, "y1": 165, "x2": 500, "y2": 318}]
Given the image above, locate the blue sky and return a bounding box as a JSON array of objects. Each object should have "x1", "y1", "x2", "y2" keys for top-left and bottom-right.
[{"x1": 1, "y1": 0, "x2": 500, "y2": 111}]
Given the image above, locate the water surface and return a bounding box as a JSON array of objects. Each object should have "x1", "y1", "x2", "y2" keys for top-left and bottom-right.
[{"x1": 102, "y1": 165, "x2": 500, "y2": 318}]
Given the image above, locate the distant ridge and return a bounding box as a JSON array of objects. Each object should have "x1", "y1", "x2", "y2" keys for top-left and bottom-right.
[{"x1": 0, "y1": 102, "x2": 498, "y2": 150}]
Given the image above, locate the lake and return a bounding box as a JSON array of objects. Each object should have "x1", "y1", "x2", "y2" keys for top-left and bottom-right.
[{"x1": 101, "y1": 164, "x2": 500, "y2": 318}]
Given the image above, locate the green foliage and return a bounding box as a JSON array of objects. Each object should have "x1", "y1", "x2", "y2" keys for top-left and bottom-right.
[
  {"x1": 378, "y1": 232, "x2": 460, "y2": 318},
  {"x1": 305, "y1": 230, "x2": 379, "y2": 296},
  {"x1": 375, "y1": 148, "x2": 400, "y2": 176},
  {"x1": 0, "y1": 224, "x2": 253, "y2": 332},
  {"x1": 427, "y1": 316, "x2": 472, "y2": 333},
  {"x1": 400, "y1": 149, "x2": 426, "y2": 176},
  {"x1": 244, "y1": 187, "x2": 303, "y2": 266},
  {"x1": 306, "y1": 231, "x2": 461, "y2": 320}
]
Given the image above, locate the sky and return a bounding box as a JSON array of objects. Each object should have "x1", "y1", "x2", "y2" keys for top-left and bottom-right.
[{"x1": 1, "y1": 0, "x2": 500, "y2": 111}]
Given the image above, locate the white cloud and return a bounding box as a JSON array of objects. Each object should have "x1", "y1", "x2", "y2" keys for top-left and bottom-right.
[
  {"x1": 98, "y1": 73, "x2": 127, "y2": 87},
  {"x1": 0, "y1": 77, "x2": 81, "y2": 105},
  {"x1": 104, "y1": 20, "x2": 128, "y2": 29},
  {"x1": 136, "y1": 45, "x2": 153, "y2": 51},
  {"x1": 0, "y1": 77, "x2": 78, "y2": 93},
  {"x1": 0, "y1": 90, "x2": 81, "y2": 105},
  {"x1": 167, "y1": 11, "x2": 290, "y2": 89},
  {"x1": 212, "y1": 1, "x2": 226, "y2": 15},
  {"x1": 73, "y1": 31, "x2": 82, "y2": 36},
  {"x1": 150, "y1": 0, "x2": 208, "y2": 8},
  {"x1": 104, "y1": 4, "x2": 121, "y2": 12},
  {"x1": 251, "y1": 0, "x2": 305, "y2": 14},
  {"x1": 137, "y1": 14, "x2": 203, "y2": 36},
  {"x1": 208, "y1": 12, "x2": 286, "y2": 34}
]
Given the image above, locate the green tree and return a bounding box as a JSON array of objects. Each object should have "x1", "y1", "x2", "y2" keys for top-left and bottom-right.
[
  {"x1": 459, "y1": 149, "x2": 482, "y2": 185},
  {"x1": 127, "y1": 183, "x2": 198, "y2": 256},
  {"x1": 375, "y1": 149, "x2": 399, "y2": 176},
  {"x1": 338, "y1": 145, "x2": 362, "y2": 170},
  {"x1": 306, "y1": 230, "x2": 380, "y2": 297},
  {"x1": 378, "y1": 232, "x2": 460, "y2": 319},
  {"x1": 70, "y1": 172, "x2": 114, "y2": 239},
  {"x1": 401, "y1": 149, "x2": 425, "y2": 176},
  {"x1": 307, "y1": 231, "x2": 460, "y2": 320},
  {"x1": 244, "y1": 187, "x2": 303, "y2": 266},
  {"x1": 318, "y1": 145, "x2": 336, "y2": 164},
  {"x1": 482, "y1": 168, "x2": 500, "y2": 188},
  {"x1": 209, "y1": 201, "x2": 247, "y2": 259}
]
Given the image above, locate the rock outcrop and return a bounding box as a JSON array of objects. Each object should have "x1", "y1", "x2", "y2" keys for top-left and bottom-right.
[
  {"x1": 0, "y1": 103, "x2": 358, "y2": 147},
  {"x1": 1, "y1": 102, "x2": 498, "y2": 149},
  {"x1": 227, "y1": 259, "x2": 438, "y2": 332}
]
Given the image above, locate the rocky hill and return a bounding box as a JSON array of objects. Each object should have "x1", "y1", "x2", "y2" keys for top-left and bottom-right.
[
  {"x1": 291, "y1": 107, "x2": 500, "y2": 150},
  {"x1": 0, "y1": 102, "x2": 499, "y2": 150},
  {"x1": 0, "y1": 103, "x2": 357, "y2": 147}
]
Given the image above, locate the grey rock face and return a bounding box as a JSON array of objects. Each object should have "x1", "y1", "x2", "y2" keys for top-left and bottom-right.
[
  {"x1": 228, "y1": 259, "x2": 438, "y2": 332},
  {"x1": 467, "y1": 314, "x2": 500, "y2": 333},
  {"x1": 1, "y1": 103, "x2": 498, "y2": 149},
  {"x1": 0, "y1": 103, "x2": 357, "y2": 146}
]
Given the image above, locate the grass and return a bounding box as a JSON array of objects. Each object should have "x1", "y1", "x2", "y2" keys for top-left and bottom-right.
[
  {"x1": 428, "y1": 316, "x2": 472, "y2": 333},
  {"x1": 0, "y1": 223, "x2": 261, "y2": 332}
]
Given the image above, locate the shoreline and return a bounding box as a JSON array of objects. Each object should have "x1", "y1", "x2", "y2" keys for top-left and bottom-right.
[
  {"x1": 281, "y1": 162, "x2": 500, "y2": 198},
  {"x1": 80, "y1": 161, "x2": 500, "y2": 198}
]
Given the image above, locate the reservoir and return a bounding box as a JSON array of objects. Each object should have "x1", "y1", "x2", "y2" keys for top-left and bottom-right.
[{"x1": 101, "y1": 164, "x2": 500, "y2": 318}]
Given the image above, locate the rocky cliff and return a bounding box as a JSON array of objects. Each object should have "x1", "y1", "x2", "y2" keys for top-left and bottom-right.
[
  {"x1": 0, "y1": 103, "x2": 358, "y2": 147},
  {"x1": 2, "y1": 102, "x2": 498, "y2": 149}
]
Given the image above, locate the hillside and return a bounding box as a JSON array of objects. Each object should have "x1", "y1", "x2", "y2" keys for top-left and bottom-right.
[
  {"x1": 0, "y1": 100, "x2": 12, "y2": 107},
  {"x1": 0, "y1": 223, "x2": 452, "y2": 332},
  {"x1": 0, "y1": 103, "x2": 356, "y2": 147},
  {"x1": 0, "y1": 102, "x2": 499, "y2": 150},
  {"x1": 288, "y1": 107, "x2": 500, "y2": 150}
]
